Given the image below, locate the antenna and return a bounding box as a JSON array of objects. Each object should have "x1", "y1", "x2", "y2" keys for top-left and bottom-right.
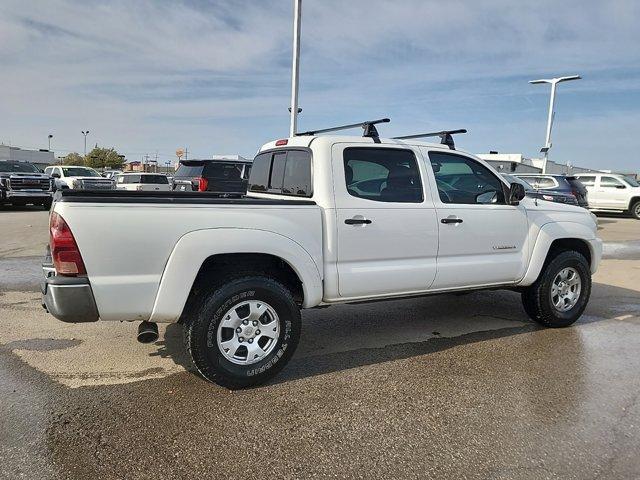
[
  {"x1": 296, "y1": 118, "x2": 390, "y2": 138},
  {"x1": 393, "y1": 129, "x2": 467, "y2": 149}
]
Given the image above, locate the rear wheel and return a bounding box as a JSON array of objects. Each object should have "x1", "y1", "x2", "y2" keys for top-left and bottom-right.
[
  {"x1": 522, "y1": 250, "x2": 591, "y2": 328},
  {"x1": 631, "y1": 200, "x2": 640, "y2": 220},
  {"x1": 184, "y1": 276, "x2": 301, "y2": 389}
]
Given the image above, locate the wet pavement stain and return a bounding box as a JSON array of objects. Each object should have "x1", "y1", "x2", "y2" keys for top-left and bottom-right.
[{"x1": 5, "y1": 338, "x2": 82, "y2": 352}]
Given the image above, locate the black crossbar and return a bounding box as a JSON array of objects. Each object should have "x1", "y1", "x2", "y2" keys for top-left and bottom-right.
[
  {"x1": 296, "y1": 118, "x2": 390, "y2": 137},
  {"x1": 392, "y1": 129, "x2": 467, "y2": 149}
]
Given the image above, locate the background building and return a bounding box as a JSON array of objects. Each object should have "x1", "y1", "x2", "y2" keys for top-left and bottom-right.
[
  {"x1": 477, "y1": 152, "x2": 601, "y2": 175},
  {"x1": 0, "y1": 145, "x2": 56, "y2": 170}
]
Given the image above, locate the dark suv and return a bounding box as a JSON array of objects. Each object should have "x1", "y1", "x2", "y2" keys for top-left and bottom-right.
[
  {"x1": 0, "y1": 161, "x2": 53, "y2": 209},
  {"x1": 514, "y1": 174, "x2": 589, "y2": 208},
  {"x1": 172, "y1": 159, "x2": 252, "y2": 195}
]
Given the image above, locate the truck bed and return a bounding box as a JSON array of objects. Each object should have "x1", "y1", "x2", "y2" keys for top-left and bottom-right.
[{"x1": 54, "y1": 189, "x2": 316, "y2": 205}]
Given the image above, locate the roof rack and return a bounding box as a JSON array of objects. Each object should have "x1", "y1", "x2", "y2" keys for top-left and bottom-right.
[
  {"x1": 392, "y1": 129, "x2": 467, "y2": 150},
  {"x1": 296, "y1": 118, "x2": 390, "y2": 139}
]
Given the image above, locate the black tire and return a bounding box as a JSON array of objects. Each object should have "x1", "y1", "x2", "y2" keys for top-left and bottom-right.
[
  {"x1": 631, "y1": 200, "x2": 640, "y2": 220},
  {"x1": 522, "y1": 250, "x2": 591, "y2": 328},
  {"x1": 184, "y1": 276, "x2": 301, "y2": 389}
]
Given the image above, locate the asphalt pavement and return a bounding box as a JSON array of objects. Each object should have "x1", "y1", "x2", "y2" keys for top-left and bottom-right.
[{"x1": 1, "y1": 206, "x2": 639, "y2": 479}]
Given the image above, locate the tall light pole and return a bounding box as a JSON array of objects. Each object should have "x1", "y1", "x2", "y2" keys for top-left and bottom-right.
[
  {"x1": 48, "y1": 134, "x2": 53, "y2": 151},
  {"x1": 529, "y1": 75, "x2": 581, "y2": 173},
  {"x1": 289, "y1": 0, "x2": 302, "y2": 137},
  {"x1": 81, "y1": 130, "x2": 90, "y2": 156}
]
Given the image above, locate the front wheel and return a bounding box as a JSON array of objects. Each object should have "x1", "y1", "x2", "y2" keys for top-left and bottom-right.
[
  {"x1": 631, "y1": 200, "x2": 640, "y2": 220},
  {"x1": 522, "y1": 250, "x2": 592, "y2": 328},
  {"x1": 184, "y1": 276, "x2": 301, "y2": 389}
]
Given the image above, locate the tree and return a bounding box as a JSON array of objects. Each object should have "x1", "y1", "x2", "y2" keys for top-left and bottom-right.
[
  {"x1": 62, "y1": 152, "x2": 84, "y2": 165},
  {"x1": 85, "y1": 147, "x2": 125, "y2": 169}
]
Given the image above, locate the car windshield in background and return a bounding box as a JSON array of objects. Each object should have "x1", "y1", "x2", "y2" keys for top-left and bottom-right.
[
  {"x1": 62, "y1": 167, "x2": 101, "y2": 177},
  {"x1": 0, "y1": 162, "x2": 39, "y2": 173},
  {"x1": 141, "y1": 175, "x2": 169, "y2": 184},
  {"x1": 175, "y1": 163, "x2": 204, "y2": 177},
  {"x1": 625, "y1": 176, "x2": 640, "y2": 187}
]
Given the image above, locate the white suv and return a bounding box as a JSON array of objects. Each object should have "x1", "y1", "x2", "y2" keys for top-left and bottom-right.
[{"x1": 574, "y1": 173, "x2": 640, "y2": 219}]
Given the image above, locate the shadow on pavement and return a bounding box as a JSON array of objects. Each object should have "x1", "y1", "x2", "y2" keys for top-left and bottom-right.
[{"x1": 155, "y1": 281, "x2": 635, "y2": 387}]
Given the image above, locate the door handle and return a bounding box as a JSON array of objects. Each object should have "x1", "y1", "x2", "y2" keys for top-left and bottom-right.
[
  {"x1": 345, "y1": 217, "x2": 372, "y2": 225},
  {"x1": 441, "y1": 217, "x2": 463, "y2": 224}
]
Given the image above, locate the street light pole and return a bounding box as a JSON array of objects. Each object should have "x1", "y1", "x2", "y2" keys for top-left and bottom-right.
[
  {"x1": 529, "y1": 75, "x2": 581, "y2": 173},
  {"x1": 81, "y1": 130, "x2": 90, "y2": 156},
  {"x1": 289, "y1": 0, "x2": 302, "y2": 137},
  {"x1": 48, "y1": 134, "x2": 53, "y2": 151}
]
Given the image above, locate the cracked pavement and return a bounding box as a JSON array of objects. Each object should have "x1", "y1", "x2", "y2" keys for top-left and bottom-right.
[{"x1": 0, "y1": 207, "x2": 639, "y2": 479}]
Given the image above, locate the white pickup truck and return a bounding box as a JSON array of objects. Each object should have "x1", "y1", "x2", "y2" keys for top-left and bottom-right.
[{"x1": 42, "y1": 121, "x2": 602, "y2": 388}]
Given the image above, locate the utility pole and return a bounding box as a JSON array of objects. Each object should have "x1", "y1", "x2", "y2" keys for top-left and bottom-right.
[
  {"x1": 289, "y1": 0, "x2": 302, "y2": 137},
  {"x1": 529, "y1": 75, "x2": 581, "y2": 173},
  {"x1": 48, "y1": 134, "x2": 53, "y2": 151},
  {"x1": 184, "y1": 147, "x2": 188, "y2": 161},
  {"x1": 81, "y1": 130, "x2": 90, "y2": 156}
]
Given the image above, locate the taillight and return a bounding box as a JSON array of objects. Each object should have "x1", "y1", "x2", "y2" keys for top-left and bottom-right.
[
  {"x1": 50, "y1": 212, "x2": 86, "y2": 276},
  {"x1": 197, "y1": 177, "x2": 209, "y2": 192}
]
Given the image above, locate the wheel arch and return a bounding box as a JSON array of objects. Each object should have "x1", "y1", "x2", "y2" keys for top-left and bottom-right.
[
  {"x1": 149, "y1": 228, "x2": 323, "y2": 323},
  {"x1": 519, "y1": 222, "x2": 599, "y2": 286}
]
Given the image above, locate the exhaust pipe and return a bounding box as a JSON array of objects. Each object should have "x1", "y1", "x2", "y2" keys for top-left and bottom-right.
[{"x1": 137, "y1": 321, "x2": 159, "y2": 344}]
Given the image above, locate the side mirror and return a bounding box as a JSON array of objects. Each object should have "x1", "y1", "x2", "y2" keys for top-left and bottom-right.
[
  {"x1": 51, "y1": 172, "x2": 61, "y2": 178},
  {"x1": 431, "y1": 162, "x2": 441, "y2": 173},
  {"x1": 508, "y1": 182, "x2": 526, "y2": 205}
]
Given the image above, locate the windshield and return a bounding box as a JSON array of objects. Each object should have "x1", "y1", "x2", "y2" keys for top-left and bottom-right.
[
  {"x1": 0, "y1": 162, "x2": 40, "y2": 173},
  {"x1": 624, "y1": 176, "x2": 640, "y2": 187},
  {"x1": 175, "y1": 163, "x2": 204, "y2": 177},
  {"x1": 62, "y1": 167, "x2": 101, "y2": 177}
]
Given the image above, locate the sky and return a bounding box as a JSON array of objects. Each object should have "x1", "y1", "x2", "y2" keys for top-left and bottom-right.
[{"x1": 1, "y1": 0, "x2": 639, "y2": 171}]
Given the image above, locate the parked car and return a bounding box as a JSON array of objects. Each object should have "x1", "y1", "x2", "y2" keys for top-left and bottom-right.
[
  {"x1": 44, "y1": 165, "x2": 115, "y2": 190},
  {"x1": 573, "y1": 173, "x2": 640, "y2": 219},
  {"x1": 114, "y1": 173, "x2": 171, "y2": 191},
  {"x1": 42, "y1": 126, "x2": 602, "y2": 388},
  {"x1": 0, "y1": 160, "x2": 52, "y2": 209},
  {"x1": 514, "y1": 174, "x2": 589, "y2": 208},
  {"x1": 172, "y1": 159, "x2": 252, "y2": 195},
  {"x1": 102, "y1": 170, "x2": 123, "y2": 180},
  {"x1": 501, "y1": 174, "x2": 578, "y2": 205}
]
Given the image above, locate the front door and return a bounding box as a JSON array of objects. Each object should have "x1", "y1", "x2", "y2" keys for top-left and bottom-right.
[
  {"x1": 423, "y1": 149, "x2": 529, "y2": 289},
  {"x1": 596, "y1": 176, "x2": 629, "y2": 209},
  {"x1": 333, "y1": 144, "x2": 439, "y2": 299}
]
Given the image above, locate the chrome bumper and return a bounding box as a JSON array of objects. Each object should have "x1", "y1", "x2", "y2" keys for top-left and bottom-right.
[{"x1": 41, "y1": 256, "x2": 99, "y2": 323}]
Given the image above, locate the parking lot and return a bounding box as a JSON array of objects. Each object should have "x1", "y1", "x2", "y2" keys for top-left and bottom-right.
[{"x1": 0, "y1": 207, "x2": 639, "y2": 479}]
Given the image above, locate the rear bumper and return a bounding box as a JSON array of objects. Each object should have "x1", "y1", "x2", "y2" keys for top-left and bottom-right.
[{"x1": 41, "y1": 260, "x2": 99, "y2": 323}]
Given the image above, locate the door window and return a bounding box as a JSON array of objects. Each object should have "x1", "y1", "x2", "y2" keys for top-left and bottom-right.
[
  {"x1": 428, "y1": 152, "x2": 505, "y2": 204},
  {"x1": 600, "y1": 176, "x2": 625, "y2": 188},
  {"x1": 576, "y1": 176, "x2": 596, "y2": 187},
  {"x1": 343, "y1": 148, "x2": 423, "y2": 203},
  {"x1": 534, "y1": 177, "x2": 556, "y2": 189}
]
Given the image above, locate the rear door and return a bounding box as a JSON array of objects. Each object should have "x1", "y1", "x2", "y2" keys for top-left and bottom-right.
[
  {"x1": 575, "y1": 175, "x2": 597, "y2": 207},
  {"x1": 333, "y1": 144, "x2": 439, "y2": 298},
  {"x1": 424, "y1": 149, "x2": 529, "y2": 289}
]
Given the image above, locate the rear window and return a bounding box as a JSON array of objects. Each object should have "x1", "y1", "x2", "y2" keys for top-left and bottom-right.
[
  {"x1": 141, "y1": 175, "x2": 169, "y2": 184},
  {"x1": 175, "y1": 163, "x2": 204, "y2": 177},
  {"x1": 248, "y1": 149, "x2": 312, "y2": 197},
  {"x1": 204, "y1": 163, "x2": 244, "y2": 181}
]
